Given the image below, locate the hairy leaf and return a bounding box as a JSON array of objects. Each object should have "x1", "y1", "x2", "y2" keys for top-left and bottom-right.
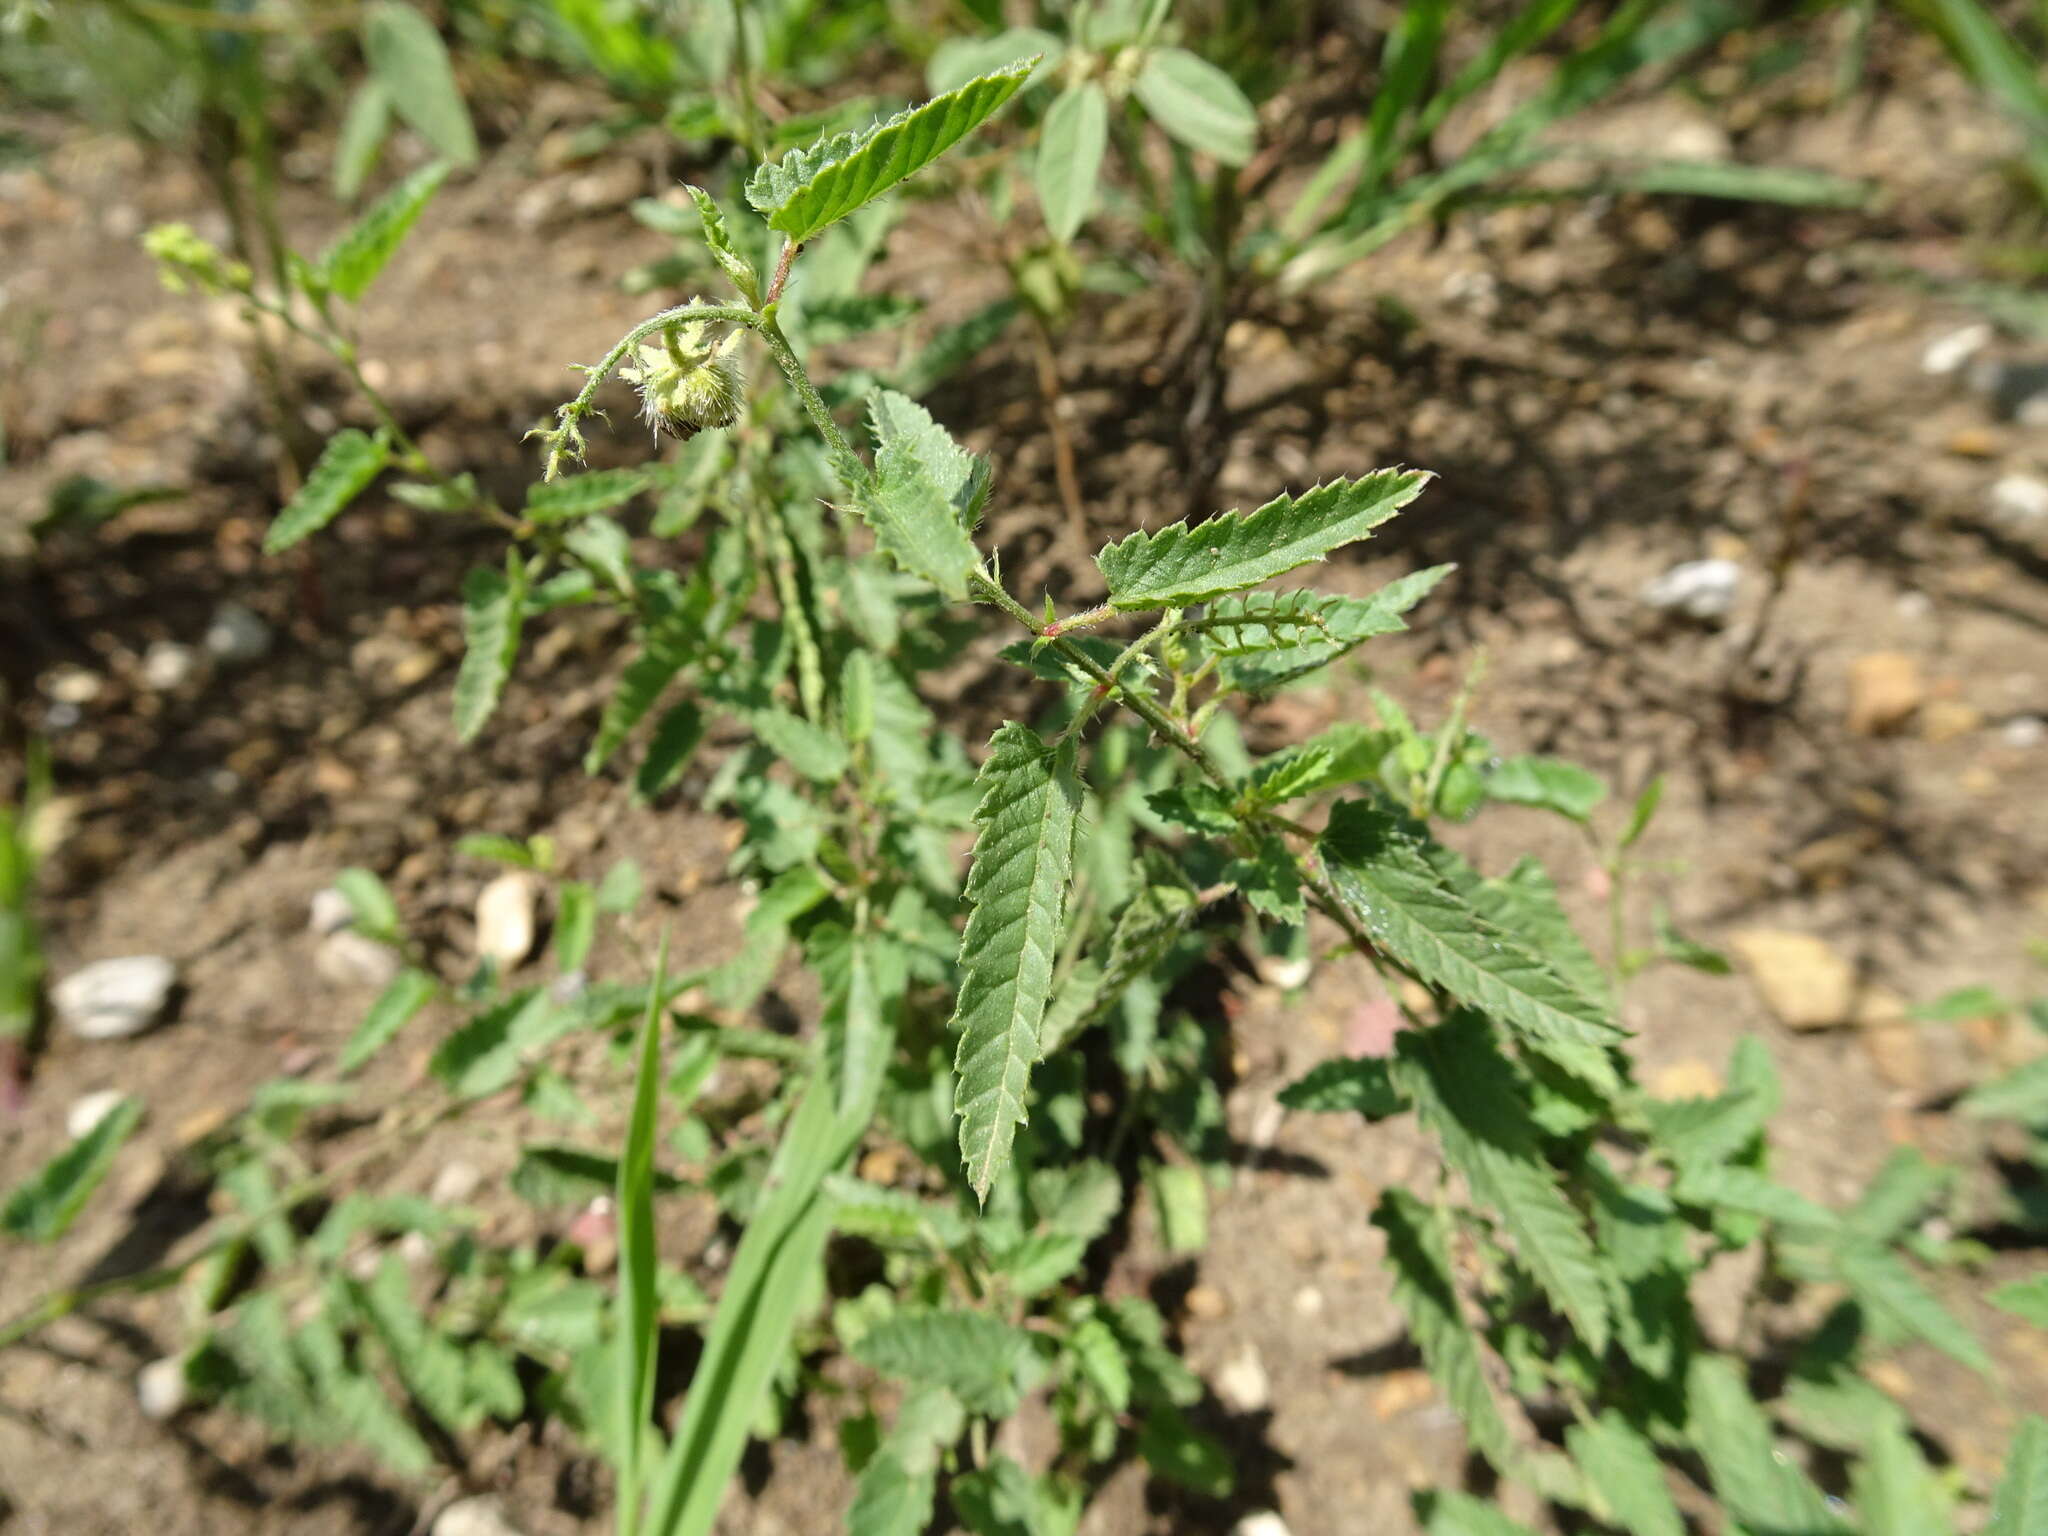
[
  {"x1": 1374, "y1": 1188, "x2": 1517, "y2": 1468},
  {"x1": 1132, "y1": 46, "x2": 1257, "y2": 165},
  {"x1": 1992, "y1": 1275, "x2": 2048, "y2": 1330},
  {"x1": 1671, "y1": 1166, "x2": 1838, "y2": 1233},
  {"x1": 1320, "y1": 798, "x2": 1625, "y2": 1056},
  {"x1": 585, "y1": 581, "x2": 703, "y2": 772},
  {"x1": 951, "y1": 724, "x2": 1082, "y2": 1199},
  {"x1": 1486, "y1": 755, "x2": 1607, "y2": 821},
  {"x1": 853, "y1": 1309, "x2": 1034, "y2": 1417},
  {"x1": 316, "y1": 160, "x2": 449, "y2": 301},
  {"x1": 1413, "y1": 1491, "x2": 1543, "y2": 1536},
  {"x1": 746, "y1": 61, "x2": 1031, "y2": 242},
  {"x1": 362, "y1": 0, "x2": 477, "y2": 164},
  {"x1": 1685, "y1": 1355, "x2": 1846, "y2": 1535},
  {"x1": 685, "y1": 184, "x2": 760, "y2": 306},
  {"x1": 264, "y1": 429, "x2": 389, "y2": 553},
  {"x1": 1210, "y1": 565, "x2": 1454, "y2": 692},
  {"x1": 1993, "y1": 1416, "x2": 2048, "y2": 1536},
  {"x1": 754, "y1": 710, "x2": 850, "y2": 784},
  {"x1": 1098, "y1": 470, "x2": 1429, "y2": 610},
  {"x1": 1279, "y1": 1056, "x2": 1406, "y2": 1118},
  {"x1": 1037, "y1": 83, "x2": 1107, "y2": 242},
  {"x1": 1069, "y1": 1314, "x2": 1131, "y2": 1413},
  {"x1": 1, "y1": 1095, "x2": 141, "y2": 1241},
  {"x1": 338, "y1": 967, "x2": 437, "y2": 1074},
  {"x1": 452, "y1": 559, "x2": 526, "y2": 743},
  {"x1": 1961, "y1": 1055, "x2": 2048, "y2": 1122},
  {"x1": 1854, "y1": 1417, "x2": 1954, "y2": 1536},
  {"x1": 857, "y1": 390, "x2": 987, "y2": 601},
  {"x1": 1566, "y1": 1412, "x2": 1682, "y2": 1536},
  {"x1": 1400, "y1": 1015, "x2": 1612, "y2": 1354},
  {"x1": 1834, "y1": 1239, "x2": 1990, "y2": 1375},
  {"x1": 847, "y1": 1453, "x2": 933, "y2": 1536},
  {"x1": 524, "y1": 468, "x2": 652, "y2": 524}
]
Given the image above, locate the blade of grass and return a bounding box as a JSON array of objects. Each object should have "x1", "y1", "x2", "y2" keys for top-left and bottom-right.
[{"x1": 612, "y1": 936, "x2": 669, "y2": 1536}]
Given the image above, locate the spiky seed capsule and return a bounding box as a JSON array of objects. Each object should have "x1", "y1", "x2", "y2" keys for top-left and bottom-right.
[{"x1": 620, "y1": 320, "x2": 744, "y2": 441}]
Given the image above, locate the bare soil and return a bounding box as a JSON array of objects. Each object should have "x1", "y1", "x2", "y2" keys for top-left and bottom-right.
[{"x1": 3, "y1": 19, "x2": 2047, "y2": 1536}]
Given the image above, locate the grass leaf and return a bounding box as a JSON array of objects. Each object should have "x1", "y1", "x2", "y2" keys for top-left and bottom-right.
[{"x1": 1, "y1": 1095, "x2": 141, "y2": 1241}]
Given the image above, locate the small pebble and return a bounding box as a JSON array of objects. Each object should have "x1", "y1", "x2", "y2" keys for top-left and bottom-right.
[
  {"x1": 67, "y1": 1089, "x2": 131, "y2": 1139},
  {"x1": 53, "y1": 956, "x2": 177, "y2": 1040},
  {"x1": 1292, "y1": 1285, "x2": 1325, "y2": 1319},
  {"x1": 42, "y1": 666, "x2": 104, "y2": 706},
  {"x1": 430, "y1": 1160, "x2": 482, "y2": 1206},
  {"x1": 1216, "y1": 1341, "x2": 1272, "y2": 1413},
  {"x1": 136, "y1": 1355, "x2": 190, "y2": 1421},
  {"x1": 1184, "y1": 1283, "x2": 1229, "y2": 1321},
  {"x1": 1640, "y1": 558, "x2": 1741, "y2": 621},
  {"x1": 308, "y1": 886, "x2": 355, "y2": 936},
  {"x1": 1234, "y1": 1515, "x2": 1292, "y2": 1536},
  {"x1": 204, "y1": 602, "x2": 271, "y2": 665},
  {"x1": 1921, "y1": 322, "x2": 1992, "y2": 376},
  {"x1": 475, "y1": 871, "x2": 539, "y2": 968},
  {"x1": 433, "y1": 1497, "x2": 526, "y2": 1536},
  {"x1": 1991, "y1": 474, "x2": 2048, "y2": 528},
  {"x1": 140, "y1": 641, "x2": 199, "y2": 691},
  {"x1": 1895, "y1": 591, "x2": 1934, "y2": 621},
  {"x1": 2005, "y1": 716, "x2": 2045, "y2": 749},
  {"x1": 314, "y1": 930, "x2": 400, "y2": 990}
]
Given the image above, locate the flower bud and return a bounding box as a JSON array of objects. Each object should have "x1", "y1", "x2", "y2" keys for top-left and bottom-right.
[
  {"x1": 142, "y1": 223, "x2": 251, "y2": 296},
  {"x1": 621, "y1": 319, "x2": 744, "y2": 441}
]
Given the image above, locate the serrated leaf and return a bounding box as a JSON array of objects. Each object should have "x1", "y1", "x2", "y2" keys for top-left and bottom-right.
[
  {"x1": 1132, "y1": 46, "x2": 1257, "y2": 165},
  {"x1": 1374, "y1": 1188, "x2": 1518, "y2": 1469},
  {"x1": 585, "y1": 585, "x2": 702, "y2": 772},
  {"x1": 1320, "y1": 798, "x2": 1624, "y2": 1055},
  {"x1": 334, "y1": 866, "x2": 401, "y2": 940},
  {"x1": 333, "y1": 77, "x2": 391, "y2": 201},
  {"x1": 853, "y1": 1309, "x2": 1034, "y2": 1417},
  {"x1": 635, "y1": 700, "x2": 705, "y2": 802},
  {"x1": 1685, "y1": 1354, "x2": 1847, "y2": 1535},
  {"x1": 1222, "y1": 831, "x2": 1304, "y2": 923},
  {"x1": 1855, "y1": 1415, "x2": 1955, "y2": 1536},
  {"x1": 1845, "y1": 1148, "x2": 1949, "y2": 1243},
  {"x1": 1099, "y1": 470, "x2": 1428, "y2": 610},
  {"x1": 1209, "y1": 564, "x2": 1454, "y2": 692},
  {"x1": 1993, "y1": 1416, "x2": 2048, "y2": 1536},
  {"x1": 524, "y1": 467, "x2": 652, "y2": 523},
  {"x1": 564, "y1": 514, "x2": 633, "y2": 595},
  {"x1": 1, "y1": 1095, "x2": 141, "y2": 1241},
  {"x1": 452, "y1": 560, "x2": 525, "y2": 742},
  {"x1": 856, "y1": 390, "x2": 986, "y2": 601},
  {"x1": 684, "y1": 184, "x2": 760, "y2": 305},
  {"x1": 745, "y1": 60, "x2": 1031, "y2": 242},
  {"x1": 264, "y1": 429, "x2": 389, "y2": 553},
  {"x1": 1961, "y1": 1056, "x2": 2048, "y2": 1122},
  {"x1": 1566, "y1": 1412, "x2": 1682, "y2": 1536},
  {"x1": 338, "y1": 967, "x2": 436, "y2": 1074},
  {"x1": 1279, "y1": 1056, "x2": 1406, "y2": 1117},
  {"x1": 1486, "y1": 755, "x2": 1608, "y2": 821},
  {"x1": 362, "y1": 0, "x2": 477, "y2": 165},
  {"x1": 848, "y1": 1453, "x2": 934, "y2": 1536},
  {"x1": 315, "y1": 160, "x2": 449, "y2": 301},
  {"x1": 1671, "y1": 1166, "x2": 1839, "y2": 1232},
  {"x1": 1399, "y1": 1014, "x2": 1612, "y2": 1354},
  {"x1": 1474, "y1": 858, "x2": 1613, "y2": 1016},
  {"x1": 994, "y1": 1231, "x2": 1088, "y2": 1295},
  {"x1": 951, "y1": 724, "x2": 1082, "y2": 1200},
  {"x1": 1068, "y1": 1315, "x2": 1131, "y2": 1413},
  {"x1": 1037, "y1": 83, "x2": 1107, "y2": 242},
  {"x1": 826, "y1": 1174, "x2": 968, "y2": 1249},
  {"x1": 1834, "y1": 1239, "x2": 1990, "y2": 1375},
  {"x1": 1413, "y1": 1491, "x2": 1543, "y2": 1536},
  {"x1": 1992, "y1": 1275, "x2": 2048, "y2": 1329},
  {"x1": 754, "y1": 709, "x2": 851, "y2": 783}
]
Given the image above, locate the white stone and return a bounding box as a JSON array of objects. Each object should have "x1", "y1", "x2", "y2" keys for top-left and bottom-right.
[
  {"x1": 1641, "y1": 558, "x2": 1741, "y2": 620},
  {"x1": 308, "y1": 886, "x2": 355, "y2": 935},
  {"x1": 136, "y1": 1355, "x2": 190, "y2": 1420},
  {"x1": 140, "y1": 641, "x2": 199, "y2": 691},
  {"x1": 433, "y1": 1497, "x2": 525, "y2": 1536},
  {"x1": 1232, "y1": 1514, "x2": 1294, "y2": 1536},
  {"x1": 314, "y1": 930, "x2": 400, "y2": 990},
  {"x1": 1292, "y1": 1285, "x2": 1325, "y2": 1318},
  {"x1": 2005, "y1": 716, "x2": 2045, "y2": 749},
  {"x1": 204, "y1": 602, "x2": 271, "y2": 665},
  {"x1": 430, "y1": 1160, "x2": 482, "y2": 1206},
  {"x1": 1991, "y1": 474, "x2": 2048, "y2": 528},
  {"x1": 53, "y1": 956, "x2": 176, "y2": 1040},
  {"x1": 1894, "y1": 591, "x2": 1933, "y2": 621},
  {"x1": 1216, "y1": 1341, "x2": 1272, "y2": 1412},
  {"x1": 66, "y1": 1089, "x2": 131, "y2": 1139},
  {"x1": 474, "y1": 871, "x2": 539, "y2": 968},
  {"x1": 42, "y1": 666, "x2": 104, "y2": 705},
  {"x1": 1921, "y1": 322, "x2": 1993, "y2": 376}
]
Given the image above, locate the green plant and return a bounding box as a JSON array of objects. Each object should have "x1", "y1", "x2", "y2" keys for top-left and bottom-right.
[
  {"x1": 6, "y1": 46, "x2": 2042, "y2": 1536},
  {"x1": 0, "y1": 743, "x2": 50, "y2": 1087}
]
